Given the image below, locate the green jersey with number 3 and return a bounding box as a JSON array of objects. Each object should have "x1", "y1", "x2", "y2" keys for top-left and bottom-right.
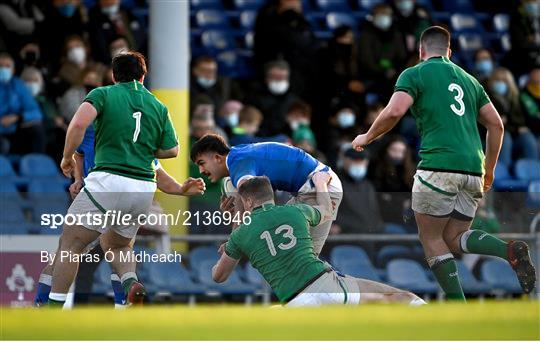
[
  {"x1": 225, "y1": 203, "x2": 329, "y2": 303},
  {"x1": 84, "y1": 80, "x2": 178, "y2": 182},
  {"x1": 395, "y1": 56, "x2": 490, "y2": 175}
]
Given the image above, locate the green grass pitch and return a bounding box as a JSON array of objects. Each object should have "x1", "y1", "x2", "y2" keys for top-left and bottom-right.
[{"x1": 1, "y1": 301, "x2": 539, "y2": 340}]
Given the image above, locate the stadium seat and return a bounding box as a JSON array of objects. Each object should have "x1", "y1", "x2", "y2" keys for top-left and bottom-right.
[
  {"x1": 335, "y1": 259, "x2": 383, "y2": 282},
  {"x1": 201, "y1": 30, "x2": 236, "y2": 51},
  {"x1": 387, "y1": 259, "x2": 439, "y2": 294},
  {"x1": 330, "y1": 245, "x2": 372, "y2": 269},
  {"x1": 196, "y1": 260, "x2": 256, "y2": 295},
  {"x1": 456, "y1": 260, "x2": 491, "y2": 294},
  {"x1": 233, "y1": 0, "x2": 264, "y2": 10},
  {"x1": 146, "y1": 261, "x2": 205, "y2": 295},
  {"x1": 356, "y1": 0, "x2": 384, "y2": 10},
  {"x1": 493, "y1": 14, "x2": 510, "y2": 33},
  {"x1": 27, "y1": 180, "x2": 70, "y2": 207},
  {"x1": 189, "y1": 245, "x2": 219, "y2": 271},
  {"x1": 0, "y1": 202, "x2": 32, "y2": 234},
  {"x1": 315, "y1": 0, "x2": 349, "y2": 11},
  {"x1": 33, "y1": 200, "x2": 68, "y2": 235},
  {"x1": 493, "y1": 163, "x2": 528, "y2": 191},
  {"x1": 450, "y1": 14, "x2": 482, "y2": 33},
  {"x1": 19, "y1": 154, "x2": 63, "y2": 179},
  {"x1": 195, "y1": 10, "x2": 229, "y2": 29},
  {"x1": 376, "y1": 245, "x2": 411, "y2": 267},
  {"x1": 0, "y1": 155, "x2": 20, "y2": 183},
  {"x1": 527, "y1": 181, "x2": 540, "y2": 208},
  {"x1": 239, "y1": 10, "x2": 257, "y2": 29},
  {"x1": 0, "y1": 180, "x2": 26, "y2": 206},
  {"x1": 457, "y1": 33, "x2": 484, "y2": 52},
  {"x1": 383, "y1": 223, "x2": 408, "y2": 234},
  {"x1": 514, "y1": 159, "x2": 540, "y2": 183},
  {"x1": 442, "y1": 0, "x2": 474, "y2": 12},
  {"x1": 191, "y1": 0, "x2": 223, "y2": 10},
  {"x1": 326, "y1": 12, "x2": 356, "y2": 31},
  {"x1": 480, "y1": 259, "x2": 522, "y2": 294}
]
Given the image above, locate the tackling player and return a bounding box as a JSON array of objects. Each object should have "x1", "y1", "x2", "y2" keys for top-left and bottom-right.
[
  {"x1": 212, "y1": 175, "x2": 426, "y2": 306},
  {"x1": 190, "y1": 135, "x2": 342, "y2": 255},
  {"x1": 352, "y1": 26, "x2": 536, "y2": 299}
]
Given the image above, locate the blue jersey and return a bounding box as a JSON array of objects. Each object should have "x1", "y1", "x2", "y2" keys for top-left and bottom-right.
[
  {"x1": 226, "y1": 142, "x2": 320, "y2": 193},
  {"x1": 76, "y1": 125, "x2": 96, "y2": 177}
]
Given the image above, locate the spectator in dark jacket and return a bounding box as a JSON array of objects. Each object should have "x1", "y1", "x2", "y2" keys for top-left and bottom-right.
[
  {"x1": 325, "y1": 101, "x2": 362, "y2": 168},
  {"x1": 520, "y1": 67, "x2": 540, "y2": 147},
  {"x1": 508, "y1": 0, "x2": 540, "y2": 75},
  {"x1": 472, "y1": 48, "x2": 496, "y2": 85},
  {"x1": 358, "y1": 4, "x2": 407, "y2": 100},
  {"x1": 0, "y1": 52, "x2": 44, "y2": 154},
  {"x1": 0, "y1": 0, "x2": 44, "y2": 56},
  {"x1": 392, "y1": 0, "x2": 432, "y2": 56}
]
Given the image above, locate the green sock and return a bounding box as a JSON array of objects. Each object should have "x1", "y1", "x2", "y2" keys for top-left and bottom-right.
[
  {"x1": 461, "y1": 230, "x2": 508, "y2": 260},
  {"x1": 47, "y1": 299, "x2": 65, "y2": 307},
  {"x1": 429, "y1": 255, "x2": 466, "y2": 301}
]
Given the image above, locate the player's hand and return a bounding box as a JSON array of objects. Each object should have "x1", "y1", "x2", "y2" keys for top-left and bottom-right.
[
  {"x1": 60, "y1": 155, "x2": 76, "y2": 178},
  {"x1": 220, "y1": 195, "x2": 235, "y2": 214},
  {"x1": 351, "y1": 134, "x2": 369, "y2": 152},
  {"x1": 69, "y1": 180, "x2": 83, "y2": 200},
  {"x1": 180, "y1": 177, "x2": 206, "y2": 196},
  {"x1": 483, "y1": 170, "x2": 494, "y2": 193},
  {"x1": 312, "y1": 171, "x2": 332, "y2": 186}
]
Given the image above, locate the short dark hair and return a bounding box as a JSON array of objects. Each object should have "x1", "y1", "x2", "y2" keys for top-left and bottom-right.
[
  {"x1": 238, "y1": 176, "x2": 274, "y2": 203},
  {"x1": 112, "y1": 51, "x2": 147, "y2": 83},
  {"x1": 420, "y1": 26, "x2": 451, "y2": 54},
  {"x1": 264, "y1": 59, "x2": 290, "y2": 76},
  {"x1": 193, "y1": 55, "x2": 216, "y2": 68},
  {"x1": 190, "y1": 133, "x2": 231, "y2": 162}
]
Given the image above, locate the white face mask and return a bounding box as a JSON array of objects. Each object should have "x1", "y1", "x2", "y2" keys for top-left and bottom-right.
[
  {"x1": 348, "y1": 164, "x2": 368, "y2": 181},
  {"x1": 226, "y1": 112, "x2": 239, "y2": 127},
  {"x1": 374, "y1": 14, "x2": 392, "y2": 31},
  {"x1": 337, "y1": 111, "x2": 356, "y2": 128},
  {"x1": 68, "y1": 46, "x2": 86, "y2": 65},
  {"x1": 268, "y1": 80, "x2": 289, "y2": 95},
  {"x1": 25, "y1": 82, "x2": 42, "y2": 96},
  {"x1": 197, "y1": 77, "x2": 216, "y2": 89},
  {"x1": 101, "y1": 4, "x2": 120, "y2": 16}
]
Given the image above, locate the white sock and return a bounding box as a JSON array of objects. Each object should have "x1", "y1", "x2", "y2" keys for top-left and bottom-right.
[
  {"x1": 49, "y1": 292, "x2": 67, "y2": 302},
  {"x1": 409, "y1": 297, "x2": 427, "y2": 306},
  {"x1": 111, "y1": 273, "x2": 121, "y2": 282},
  {"x1": 39, "y1": 273, "x2": 52, "y2": 285},
  {"x1": 120, "y1": 272, "x2": 138, "y2": 284}
]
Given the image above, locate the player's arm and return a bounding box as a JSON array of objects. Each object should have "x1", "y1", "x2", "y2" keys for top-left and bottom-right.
[
  {"x1": 68, "y1": 152, "x2": 85, "y2": 199},
  {"x1": 352, "y1": 91, "x2": 413, "y2": 151},
  {"x1": 61, "y1": 102, "x2": 97, "y2": 177},
  {"x1": 478, "y1": 102, "x2": 504, "y2": 192},
  {"x1": 155, "y1": 145, "x2": 179, "y2": 159},
  {"x1": 212, "y1": 249, "x2": 239, "y2": 283},
  {"x1": 311, "y1": 171, "x2": 333, "y2": 223},
  {"x1": 155, "y1": 167, "x2": 206, "y2": 196}
]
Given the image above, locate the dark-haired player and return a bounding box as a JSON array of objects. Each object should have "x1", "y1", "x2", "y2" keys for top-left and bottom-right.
[{"x1": 352, "y1": 26, "x2": 536, "y2": 299}]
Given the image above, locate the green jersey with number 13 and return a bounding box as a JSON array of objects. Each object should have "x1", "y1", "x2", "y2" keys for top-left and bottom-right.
[
  {"x1": 395, "y1": 56, "x2": 490, "y2": 175},
  {"x1": 84, "y1": 80, "x2": 178, "y2": 182}
]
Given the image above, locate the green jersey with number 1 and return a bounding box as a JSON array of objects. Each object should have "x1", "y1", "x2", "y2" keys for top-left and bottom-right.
[
  {"x1": 84, "y1": 80, "x2": 178, "y2": 182},
  {"x1": 225, "y1": 203, "x2": 329, "y2": 303},
  {"x1": 395, "y1": 56, "x2": 490, "y2": 175}
]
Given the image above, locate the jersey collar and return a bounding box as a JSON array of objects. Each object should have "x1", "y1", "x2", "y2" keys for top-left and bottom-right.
[{"x1": 252, "y1": 202, "x2": 275, "y2": 212}]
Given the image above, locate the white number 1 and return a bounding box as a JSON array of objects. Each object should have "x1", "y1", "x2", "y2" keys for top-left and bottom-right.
[
  {"x1": 448, "y1": 83, "x2": 465, "y2": 116},
  {"x1": 132, "y1": 111, "x2": 142, "y2": 142}
]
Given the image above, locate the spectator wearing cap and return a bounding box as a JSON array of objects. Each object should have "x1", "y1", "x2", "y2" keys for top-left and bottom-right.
[
  {"x1": 332, "y1": 148, "x2": 384, "y2": 234},
  {"x1": 229, "y1": 106, "x2": 288, "y2": 146}
]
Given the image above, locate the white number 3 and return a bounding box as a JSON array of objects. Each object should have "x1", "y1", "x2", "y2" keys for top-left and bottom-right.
[
  {"x1": 448, "y1": 83, "x2": 465, "y2": 116},
  {"x1": 132, "y1": 111, "x2": 142, "y2": 142}
]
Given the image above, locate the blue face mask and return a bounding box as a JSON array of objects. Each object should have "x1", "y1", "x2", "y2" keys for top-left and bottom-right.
[
  {"x1": 57, "y1": 4, "x2": 76, "y2": 18},
  {"x1": 476, "y1": 59, "x2": 493, "y2": 76},
  {"x1": 397, "y1": 0, "x2": 414, "y2": 16},
  {"x1": 348, "y1": 164, "x2": 368, "y2": 181},
  {"x1": 101, "y1": 4, "x2": 120, "y2": 16},
  {"x1": 0, "y1": 67, "x2": 13, "y2": 83},
  {"x1": 525, "y1": 1, "x2": 540, "y2": 17},
  {"x1": 492, "y1": 81, "x2": 508, "y2": 96},
  {"x1": 337, "y1": 111, "x2": 356, "y2": 128}
]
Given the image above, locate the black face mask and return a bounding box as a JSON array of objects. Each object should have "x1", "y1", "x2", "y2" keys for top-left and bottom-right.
[
  {"x1": 335, "y1": 43, "x2": 352, "y2": 56},
  {"x1": 23, "y1": 51, "x2": 38, "y2": 65}
]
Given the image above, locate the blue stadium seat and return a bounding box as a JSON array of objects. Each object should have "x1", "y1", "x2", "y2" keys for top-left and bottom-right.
[
  {"x1": 92, "y1": 261, "x2": 112, "y2": 295},
  {"x1": 196, "y1": 260, "x2": 256, "y2": 295},
  {"x1": 451, "y1": 14, "x2": 483, "y2": 33},
  {"x1": 481, "y1": 259, "x2": 522, "y2": 293},
  {"x1": 195, "y1": 10, "x2": 229, "y2": 29},
  {"x1": 457, "y1": 33, "x2": 485, "y2": 52},
  {"x1": 243, "y1": 263, "x2": 266, "y2": 286},
  {"x1": 387, "y1": 259, "x2": 439, "y2": 294},
  {"x1": 0, "y1": 155, "x2": 20, "y2": 183},
  {"x1": 442, "y1": 0, "x2": 474, "y2": 12},
  {"x1": 33, "y1": 200, "x2": 68, "y2": 235},
  {"x1": 326, "y1": 12, "x2": 356, "y2": 30},
  {"x1": 189, "y1": 245, "x2": 219, "y2": 271},
  {"x1": 233, "y1": 0, "x2": 264, "y2": 10},
  {"x1": 201, "y1": 30, "x2": 236, "y2": 51},
  {"x1": 315, "y1": 0, "x2": 349, "y2": 11},
  {"x1": 335, "y1": 259, "x2": 383, "y2": 282},
  {"x1": 493, "y1": 163, "x2": 528, "y2": 191},
  {"x1": 456, "y1": 260, "x2": 491, "y2": 294},
  {"x1": 383, "y1": 223, "x2": 408, "y2": 234},
  {"x1": 0, "y1": 202, "x2": 33, "y2": 234},
  {"x1": 527, "y1": 181, "x2": 540, "y2": 208},
  {"x1": 376, "y1": 245, "x2": 411, "y2": 267},
  {"x1": 357, "y1": 0, "x2": 384, "y2": 10},
  {"x1": 239, "y1": 10, "x2": 257, "y2": 29},
  {"x1": 493, "y1": 14, "x2": 510, "y2": 33},
  {"x1": 146, "y1": 261, "x2": 205, "y2": 295},
  {"x1": 514, "y1": 159, "x2": 540, "y2": 183},
  {"x1": 27, "y1": 180, "x2": 70, "y2": 207},
  {"x1": 330, "y1": 245, "x2": 372, "y2": 269},
  {"x1": 19, "y1": 154, "x2": 62, "y2": 179},
  {"x1": 191, "y1": 0, "x2": 223, "y2": 10},
  {"x1": 0, "y1": 180, "x2": 26, "y2": 206}
]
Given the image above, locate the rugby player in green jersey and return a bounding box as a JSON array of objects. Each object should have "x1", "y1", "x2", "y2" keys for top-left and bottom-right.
[
  {"x1": 212, "y1": 174, "x2": 426, "y2": 306},
  {"x1": 352, "y1": 26, "x2": 536, "y2": 300}
]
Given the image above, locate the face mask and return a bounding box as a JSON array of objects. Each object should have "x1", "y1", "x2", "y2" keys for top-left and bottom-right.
[
  {"x1": 374, "y1": 15, "x2": 392, "y2": 31},
  {"x1": 0, "y1": 67, "x2": 13, "y2": 83},
  {"x1": 68, "y1": 46, "x2": 86, "y2": 65},
  {"x1": 337, "y1": 111, "x2": 356, "y2": 128},
  {"x1": 348, "y1": 164, "x2": 368, "y2": 181},
  {"x1": 25, "y1": 82, "x2": 41, "y2": 96},
  {"x1": 57, "y1": 4, "x2": 76, "y2": 18},
  {"x1": 475, "y1": 59, "x2": 493, "y2": 76},
  {"x1": 226, "y1": 112, "x2": 239, "y2": 127},
  {"x1": 101, "y1": 4, "x2": 120, "y2": 16},
  {"x1": 397, "y1": 0, "x2": 414, "y2": 16},
  {"x1": 197, "y1": 77, "x2": 216, "y2": 89},
  {"x1": 492, "y1": 81, "x2": 508, "y2": 96},
  {"x1": 268, "y1": 80, "x2": 289, "y2": 95},
  {"x1": 525, "y1": 1, "x2": 540, "y2": 17}
]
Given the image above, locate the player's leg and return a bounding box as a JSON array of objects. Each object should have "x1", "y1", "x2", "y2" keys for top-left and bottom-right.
[
  {"x1": 100, "y1": 236, "x2": 134, "y2": 307},
  {"x1": 34, "y1": 254, "x2": 56, "y2": 306}
]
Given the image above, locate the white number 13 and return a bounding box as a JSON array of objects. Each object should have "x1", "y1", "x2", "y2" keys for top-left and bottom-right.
[
  {"x1": 260, "y1": 225, "x2": 297, "y2": 257},
  {"x1": 448, "y1": 83, "x2": 465, "y2": 116},
  {"x1": 132, "y1": 111, "x2": 142, "y2": 142}
]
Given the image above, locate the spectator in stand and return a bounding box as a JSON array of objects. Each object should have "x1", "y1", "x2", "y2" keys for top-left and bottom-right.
[
  {"x1": 520, "y1": 67, "x2": 540, "y2": 148},
  {"x1": 37, "y1": 0, "x2": 87, "y2": 72},
  {"x1": 108, "y1": 35, "x2": 130, "y2": 58},
  {"x1": 17, "y1": 42, "x2": 50, "y2": 80},
  {"x1": 509, "y1": 0, "x2": 540, "y2": 75},
  {"x1": 472, "y1": 48, "x2": 495, "y2": 85},
  {"x1": 369, "y1": 136, "x2": 415, "y2": 224},
  {"x1": 0, "y1": 53, "x2": 44, "y2": 154},
  {"x1": 246, "y1": 59, "x2": 299, "y2": 136},
  {"x1": 0, "y1": 0, "x2": 44, "y2": 56},
  {"x1": 229, "y1": 105, "x2": 288, "y2": 146},
  {"x1": 56, "y1": 35, "x2": 105, "y2": 90},
  {"x1": 57, "y1": 67, "x2": 102, "y2": 123},
  {"x1": 253, "y1": 0, "x2": 319, "y2": 99},
  {"x1": 20, "y1": 67, "x2": 65, "y2": 158},
  {"x1": 88, "y1": 0, "x2": 145, "y2": 64},
  {"x1": 216, "y1": 100, "x2": 242, "y2": 133},
  {"x1": 333, "y1": 148, "x2": 384, "y2": 234},
  {"x1": 487, "y1": 67, "x2": 538, "y2": 166},
  {"x1": 190, "y1": 56, "x2": 241, "y2": 114},
  {"x1": 392, "y1": 0, "x2": 432, "y2": 57},
  {"x1": 325, "y1": 101, "x2": 362, "y2": 168},
  {"x1": 358, "y1": 3, "x2": 407, "y2": 100},
  {"x1": 320, "y1": 26, "x2": 365, "y2": 110}
]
